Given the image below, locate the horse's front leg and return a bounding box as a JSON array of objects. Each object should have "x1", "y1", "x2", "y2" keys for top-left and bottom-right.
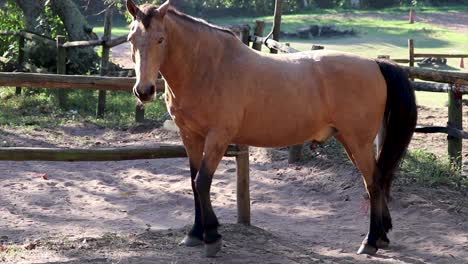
[
  {"x1": 195, "y1": 132, "x2": 229, "y2": 257},
  {"x1": 179, "y1": 133, "x2": 205, "y2": 247}
]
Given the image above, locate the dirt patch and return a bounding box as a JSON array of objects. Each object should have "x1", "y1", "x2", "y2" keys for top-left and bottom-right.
[{"x1": 2, "y1": 224, "x2": 354, "y2": 264}]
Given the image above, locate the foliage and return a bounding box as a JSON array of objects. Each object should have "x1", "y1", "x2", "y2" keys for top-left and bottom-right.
[
  {"x1": 0, "y1": 0, "x2": 24, "y2": 70},
  {"x1": 41, "y1": 1, "x2": 67, "y2": 38}
]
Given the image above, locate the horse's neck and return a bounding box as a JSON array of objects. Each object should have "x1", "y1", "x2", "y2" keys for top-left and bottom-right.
[{"x1": 160, "y1": 13, "x2": 238, "y2": 98}]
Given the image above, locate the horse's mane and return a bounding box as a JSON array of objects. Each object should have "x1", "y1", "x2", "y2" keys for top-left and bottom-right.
[{"x1": 139, "y1": 4, "x2": 236, "y2": 37}]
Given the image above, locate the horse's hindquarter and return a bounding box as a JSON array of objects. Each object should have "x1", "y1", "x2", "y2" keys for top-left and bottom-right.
[{"x1": 233, "y1": 50, "x2": 387, "y2": 147}]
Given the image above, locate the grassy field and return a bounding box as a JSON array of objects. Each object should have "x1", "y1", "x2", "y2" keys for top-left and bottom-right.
[{"x1": 210, "y1": 9, "x2": 467, "y2": 65}]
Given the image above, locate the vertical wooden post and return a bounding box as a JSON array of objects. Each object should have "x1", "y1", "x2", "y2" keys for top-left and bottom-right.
[
  {"x1": 240, "y1": 25, "x2": 250, "y2": 46},
  {"x1": 448, "y1": 84, "x2": 462, "y2": 171},
  {"x1": 408, "y1": 39, "x2": 414, "y2": 67},
  {"x1": 288, "y1": 145, "x2": 303, "y2": 163},
  {"x1": 270, "y1": 0, "x2": 283, "y2": 54},
  {"x1": 56, "y1": 35, "x2": 67, "y2": 109},
  {"x1": 135, "y1": 103, "x2": 145, "y2": 123},
  {"x1": 252, "y1": 20, "x2": 265, "y2": 51},
  {"x1": 97, "y1": 6, "x2": 113, "y2": 118},
  {"x1": 236, "y1": 25, "x2": 251, "y2": 225},
  {"x1": 236, "y1": 145, "x2": 250, "y2": 225},
  {"x1": 15, "y1": 34, "x2": 25, "y2": 95},
  {"x1": 409, "y1": 39, "x2": 415, "y2": 81}
]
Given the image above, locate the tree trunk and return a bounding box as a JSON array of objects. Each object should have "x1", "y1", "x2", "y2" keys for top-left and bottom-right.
[
  {"x1": 15, "y1": 0, "x2": 46, "y2": 33},
  {"x1": 50, "y1": 0, "x2": 99, "y2": 74},
  {"x1": 15, "y1": 0, "x2": 57, "y2": 77}
]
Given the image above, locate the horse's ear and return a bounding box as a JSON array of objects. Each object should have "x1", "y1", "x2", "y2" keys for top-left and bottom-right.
[
  {"x1": 126, "y1": 0, "x2": 139, "y2": 19},
  {"x1": 157, "y1": 0, "x2": 171, "y2": 18}
]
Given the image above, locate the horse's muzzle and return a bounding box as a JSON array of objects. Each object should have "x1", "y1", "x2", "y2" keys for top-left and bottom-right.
[{"x1": 133, "y1": 84, "x2": 156, "y2": 103}]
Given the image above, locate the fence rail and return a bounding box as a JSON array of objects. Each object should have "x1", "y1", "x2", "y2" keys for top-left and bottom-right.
[
  {"x1": 0, "y1": 72, "x2": 165, "y2": 92},
  {"x1": 0, "y1": 145, "x2": 240, "y2": 162}
]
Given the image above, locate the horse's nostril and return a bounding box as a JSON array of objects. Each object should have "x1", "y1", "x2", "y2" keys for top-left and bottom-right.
[{"x1": 149, "y1": 85, "x2": 155, "y2": 94}]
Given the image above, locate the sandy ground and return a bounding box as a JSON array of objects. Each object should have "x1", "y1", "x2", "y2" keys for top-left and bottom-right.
[{"x1": 0, "y1": 105, "x2": 467, "y2": 264}]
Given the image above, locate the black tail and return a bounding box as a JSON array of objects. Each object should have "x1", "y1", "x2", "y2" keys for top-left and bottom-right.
[{"x1": 375, "y1": 60, "x2": 418, "y2": 199}]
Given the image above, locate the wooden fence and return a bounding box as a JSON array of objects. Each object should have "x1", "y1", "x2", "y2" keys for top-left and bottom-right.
[{"x1": 1, "y1": 7, "x2": 133, "y2": 120}]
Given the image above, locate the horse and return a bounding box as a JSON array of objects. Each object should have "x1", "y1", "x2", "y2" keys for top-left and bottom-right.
[{"x1": 126, "y1": 0, "x2": 417, "y2": 257}]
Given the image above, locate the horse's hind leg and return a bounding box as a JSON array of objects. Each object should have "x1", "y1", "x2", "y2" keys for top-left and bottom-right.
[{"x1": 336, "y1": 137, "x2": 390, "y2": 255}]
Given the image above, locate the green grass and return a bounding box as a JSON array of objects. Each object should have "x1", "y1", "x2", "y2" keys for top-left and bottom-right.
[
  {"x1": 0, "y1": 88, "x2": 167, "y2": 129},
  {"x1": 212, "y1": 12, "x2": 467, "y2": 61},
  {"x1": 401, "y1": 149, "x2": 467, "y2": 188},
  {"x1": 93, "y1": 26, "x2": 129, "y2": 38},
  {"x1": 416, "y1": 91, "x2": 446, "y2": 107}
]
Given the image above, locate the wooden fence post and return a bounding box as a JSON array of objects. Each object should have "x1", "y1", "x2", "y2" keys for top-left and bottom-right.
[
  {"x1": 288, "y1": 145, "x2": 303, "y2": 163},
  {"x1": 15, "y1": 34, "x2": 25, "y2": 95},
  {"x1": 448, "y1": 84, "x2": 463, "y2": 171},
  {"x1": 235, "y1": 25, "x2": 251, "y2": 225},
  {"x1": 408, "y1": 39, "x2": 415, "y2": 77},
  {"x1": 97, "y1": 6, "x2": 113, "y2": 118},
  {"x1": 56, "y1": 35, "x2": 67, "y2": 109},
  {"x1": 270, "y1": 0, "x2": 283, "y2": 54},
  {"x1": 236, "y1": 145, "x2": 250, "y2": 225},
  {"x1": 135, "y1": 103, "x2": 145, "y2": 123},
  {"x1": 240, "y1": 25, "x2": 250, "y2": 46},
  {"x1": 408, "y1": 39, "x2": 415, "y2": 67},
  {"x1": 252, "y1": 20, "x2": 265, "y2": 51}
]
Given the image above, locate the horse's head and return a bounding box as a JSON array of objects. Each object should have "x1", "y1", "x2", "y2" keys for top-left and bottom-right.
[{"x1": 127, "y1": 0, "x2": 170, "y2": 103}]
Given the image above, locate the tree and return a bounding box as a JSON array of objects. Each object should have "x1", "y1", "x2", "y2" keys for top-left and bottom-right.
[{"x1": 12, "y1": 0, "x2": 99, "y2": 74}]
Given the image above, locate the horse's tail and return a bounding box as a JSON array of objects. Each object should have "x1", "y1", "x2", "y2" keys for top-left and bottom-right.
[{"x1": 375, "y1": 59, "x2": 417, "y2": 199}]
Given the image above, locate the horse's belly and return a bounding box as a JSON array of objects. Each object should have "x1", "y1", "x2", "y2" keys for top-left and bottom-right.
[{"x1": 233, "y1": 115, "x2": 334, "y2": 147}]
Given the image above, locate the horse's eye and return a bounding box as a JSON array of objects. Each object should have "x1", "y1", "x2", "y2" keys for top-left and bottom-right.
[{"x1": 158, "y1": 37, "x2": 164, "y2": 44}]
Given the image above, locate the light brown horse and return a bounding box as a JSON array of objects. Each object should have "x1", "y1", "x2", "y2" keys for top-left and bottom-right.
[{"x1": 126, "y1": 0, "x2": 417, "y2": 257}]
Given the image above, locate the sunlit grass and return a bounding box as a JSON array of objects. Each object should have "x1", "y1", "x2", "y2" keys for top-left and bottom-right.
[
  {"x1": 0, "y1": 87, "x2": 167, "y2": 129},
  {"x1": 401, "y1": 149, "x2": 466, "y2": 188},
  {"x1": 93, "y1": 26, "x2": 129, "y2": 38}
]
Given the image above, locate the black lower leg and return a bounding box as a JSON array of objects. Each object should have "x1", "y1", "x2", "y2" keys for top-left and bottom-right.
[
  {"x1": 188, "y1": 163, "x2": 204, "y2": 240},
  {"x1": 381, "y1": 201, "x2": 392, "y2": 234},
  {"x1": 366, "y1": 186, "x2": 386, "y2": 248},
  {"x1": 195, "y1": 163, "x2": 221, "y2": 244}
]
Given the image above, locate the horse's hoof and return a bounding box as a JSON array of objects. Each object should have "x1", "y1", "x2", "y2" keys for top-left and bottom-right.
[
  {"x1": 204, "y1": 238, "x2": 222, "y2": 258},
  {"x1": 179, "y1": 235, "x2": 203, "y2": 247},
  {"x1": 376, "y1": 238, "x2": 390, "y2": 249},
  {"x1": 357, "y1": 243, "x2": 378, "y2": 255}
]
